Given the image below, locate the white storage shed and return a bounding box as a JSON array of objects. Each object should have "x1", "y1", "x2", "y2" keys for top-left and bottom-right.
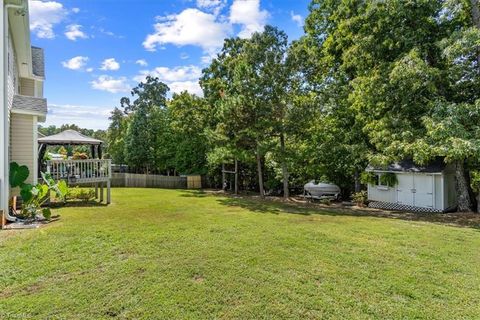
[{"x1": 366, "y1": 158, "x2": 457, "y2": 212}]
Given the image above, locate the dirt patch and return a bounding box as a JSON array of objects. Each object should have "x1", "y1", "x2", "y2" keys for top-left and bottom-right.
[{"x1": 192, "y1": 274, "x2": 205, "y2": 283}]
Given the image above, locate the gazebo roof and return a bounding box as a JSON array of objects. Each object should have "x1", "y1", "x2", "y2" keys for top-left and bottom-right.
[{"x1": 38, "y1": 129, "x2": 103, "y2": 145}]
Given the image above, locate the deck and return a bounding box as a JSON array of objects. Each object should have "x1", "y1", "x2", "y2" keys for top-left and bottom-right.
[{"x1": 45, "y1": 159, "x2": 112, "y2": 203}]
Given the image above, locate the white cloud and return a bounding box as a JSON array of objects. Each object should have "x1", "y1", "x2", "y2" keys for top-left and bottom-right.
[
  {"x1": 135, "y1": 59, "x2": 148, "y2": 67},
  {"x1": 61, "y1": 56, "x2": 89, "y2": 70},
  {"x1": 91, "y1": 75, "x2": 130, "y2": 93},
  {"x1": 196, "y1": 0, "x2": 226, "y2": 15},
  {"x1": 143, "y1": 8, "x2": 231, "y2": 54},
  {"x1": 180, "y1": 52, "x2": 189, "y2": 60},
  {"x1": 229, "y1": 0, "x2": 268, "y2": 38},
  {"x1": 86, "y1": 67, "x2": 94, "y2": 73},
  {"x1": 71, "y1": 7, "x2": 80, "y2": 13},
  {"x1": 100, "y1": 58, "x2": 120, "y2": 71},
  {"x1": 29, "y1": 0, "x2": 68, "y2": 39},
  {"x1": 97, "y1": 27, "x2": 124, "y2": 39},
  {"x1": 45, "y1": 104, "x2": 111, "y2": 130},
  {"x1": 290, "y1": 11, "x2": 304, "y2": 27},
  {"x1": 168, "y1": 81, "x2": 203, "y2": 96},
  {"x1": 65, "y1": 24, "x2": 88, "y2": 41},
  {"x1": 133, "y1": 65, "x2": 203, "y2": 95},
  {"x1": 196, "y1": 0, "x2": 224, "y2": 9},
  {"x1": 134, "y1": 65, "x2": 202, "y2": 83}
]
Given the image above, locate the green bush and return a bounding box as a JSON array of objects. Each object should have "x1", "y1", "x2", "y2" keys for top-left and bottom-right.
[
  {"x1": 68, "y1": 187, "x2": 95, "y2": 202},
  {"x1": 352, "y1": 190, "x2": 368, "y2": 205},
  {"x1": 471, "y1": 171, "x2": 480, "y2": 193},
  {"x1": 9, "y1": 162, "x2": 68, "y2": 220},
  {"x1": 360, "y1": 172, "x2": 376, "y2": 185}
]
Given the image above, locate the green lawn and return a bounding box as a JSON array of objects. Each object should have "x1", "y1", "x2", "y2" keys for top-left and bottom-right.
[{"x1": 1, "y1": 188, "x2": 479, "y2": 319}]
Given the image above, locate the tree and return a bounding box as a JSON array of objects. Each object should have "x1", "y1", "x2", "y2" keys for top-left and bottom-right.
[
  {"x1": 106, "y1": 107, "x2": 128, "y2": 164},
  {"x1": 201, "y1": 37, "x2": 251, "y2": 193},
  {"x1": 201, "y1": 26, "x2": 292, "y2": 197},
  {"x1": 299, "y1": 0, "x2": 480, "y2": 211},
  {"x1": 288, "y1": 1, "x2": 371, "y2": 194},
  {"x1": 168, "y1": 92, "x2": 210, "y2": 174},
  {"x1": 123, "y1": 76, "x2": 170, "y2": 173}
]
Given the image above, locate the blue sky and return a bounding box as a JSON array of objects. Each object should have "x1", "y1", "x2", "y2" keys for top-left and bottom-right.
[{"x1": 29, "y1": 0, "x2": 310, "y2": 130}]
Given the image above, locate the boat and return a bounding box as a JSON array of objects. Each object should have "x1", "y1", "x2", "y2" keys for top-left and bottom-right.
[{"x1": 304, "y1": 180, "x2": 341, "y2": 200}]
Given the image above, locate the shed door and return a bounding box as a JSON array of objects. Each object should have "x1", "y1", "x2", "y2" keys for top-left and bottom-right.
[
  {"x1": 397, "y1": 174, "x2": 414, "y2": 206},
  {"x1": 414, "y1": 174, "x2": 434, "y2": 208}
]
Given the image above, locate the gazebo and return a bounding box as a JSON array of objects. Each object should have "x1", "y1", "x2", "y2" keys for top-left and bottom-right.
[{"x1": 38, "y1": 129, "x2": 111, "y2": 204}]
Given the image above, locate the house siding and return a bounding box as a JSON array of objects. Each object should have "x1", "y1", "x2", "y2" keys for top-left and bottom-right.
[
  {"x1": 368, "y1": 171, "x2": 451, "y2": 212},
  {"x1": 10, "y1": 113, "x2": 35, "y2": 184},
  {"x1": 20, "y1": 78, "x2": 35, "y2": 96},
  {"x1": 367, "y1": 183, "x2": 397, "y2": 203},
  {"x1": 7, "y1": 30, "x2": 17, "y2": 112}
]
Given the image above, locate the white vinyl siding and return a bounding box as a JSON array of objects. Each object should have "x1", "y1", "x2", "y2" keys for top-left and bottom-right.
[
  {"x1": 367, "y1": 182, "x2": 397, "y2": 203},
  {"x1": 367, "y1": 171, "x2": 455, "y2": 211},
  {"x1": 7, "y1": 31, "x2": 17, "y2": 112},
  {"x1": 19, "y1": 78, "x2": 35, "y2": 96},
  {"x1": 10, "y1": 114, "x2": 36, "y2": 184}
]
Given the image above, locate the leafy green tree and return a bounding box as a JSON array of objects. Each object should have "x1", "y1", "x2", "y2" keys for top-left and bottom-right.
[
  {"x1": 202, "y1": 26, "x2": 292, "y2": 197},
  {"x1": 106, "y1": 107, "x2": 128, "y2": 164},
  {"x1": 123, "y1": 76, "x2": 170, "y2": 173},
  {"x1": 299, "y1": 0, "x2": 480, "y2": 210},
  {"x1": 168, "y1": 92, "x2": 210, "y2": 174},
  {"x1": 201, "y1": 37, "x2": 251, "y2": 192}
]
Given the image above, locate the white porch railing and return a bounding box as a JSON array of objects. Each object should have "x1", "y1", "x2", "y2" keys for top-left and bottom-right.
[{"x1": 46, "y1": 159, "x2": 111, "y2": 184}]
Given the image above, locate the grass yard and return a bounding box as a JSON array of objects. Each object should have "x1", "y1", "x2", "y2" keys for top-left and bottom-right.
[{"x1": 1, "y1": 188, "x2": 480, "y2": 319}]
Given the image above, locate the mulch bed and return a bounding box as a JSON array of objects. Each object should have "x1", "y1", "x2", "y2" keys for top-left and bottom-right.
[{"x1": 2, "y1": 216, "x2": 60, "y2": 230}]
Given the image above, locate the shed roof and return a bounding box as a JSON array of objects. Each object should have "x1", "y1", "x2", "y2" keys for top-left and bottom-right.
[
  {"x1": 38, "y1": 129, "x2": 103, "y2": 145},
  {"x1": 367, "y1": 157, "x2": 447, "y2": 173},
  {"x1": 31, "y1": 46, "x2": 45, "y2": 78}
]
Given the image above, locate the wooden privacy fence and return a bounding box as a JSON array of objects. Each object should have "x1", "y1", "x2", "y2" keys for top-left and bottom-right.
[{"x1": 111, "y1": 173, "x2": 202, "y2": 189}]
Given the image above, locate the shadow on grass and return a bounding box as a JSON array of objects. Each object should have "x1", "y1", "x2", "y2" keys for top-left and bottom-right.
[
  {"x1": 216, "y1": 195, "x2": 480, "y2": 230},
  {"x1": 50, "y1": 200, "x2": 109, "y2": 208},
  {"x1": 179, "y1": 190, "x2": 208, "y2": 198}
]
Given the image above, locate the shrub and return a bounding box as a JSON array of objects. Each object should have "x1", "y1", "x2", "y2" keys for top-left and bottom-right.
[
  {"x1": 352, "y1": 190, "x2": 368, "y2": 206},
  {"x1": 360, "y1": 172, "x2": 376, "y2": 185},
  {"x1": 68, "y1": 187, "x2": 95, "y2": 202},
  {"x1": 9, "y1": 162, "x2": 68, "y2": 220}
]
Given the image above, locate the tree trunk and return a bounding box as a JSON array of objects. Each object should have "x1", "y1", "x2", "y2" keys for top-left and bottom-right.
[
  {"x1": 280, "y1": 133, "x2": 289, "y2": 199},
  {"x1": 354, "y1": 169, "x2": 361, "y2": 192},
  {"x1": 222, "y1": 163, "x2": 226, "y2": 191},
  {"x1": 234, "y1": 158, "x2": 238, "y2": 194},
  {"x1": 477, "y1": 193, "x2": 480, "y2": 213},
  {"x1": 455, "y1": 160, "x2": 472, "y2": 212},
  {"x1": 256, "y1": 145, "x2": 265, "y2": 198},
  {"x1": 472, "y1": 0, "x2": 480, "y2": 66}
]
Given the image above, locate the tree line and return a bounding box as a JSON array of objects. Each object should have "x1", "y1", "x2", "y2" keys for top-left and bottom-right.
[{"x1": 93, "y1": 1, "x2": 480, "y2": 211}]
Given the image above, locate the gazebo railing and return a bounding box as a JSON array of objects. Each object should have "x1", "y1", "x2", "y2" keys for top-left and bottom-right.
[{"x1": 46, "y1": 159, "x2": 111, "y2": 184}]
